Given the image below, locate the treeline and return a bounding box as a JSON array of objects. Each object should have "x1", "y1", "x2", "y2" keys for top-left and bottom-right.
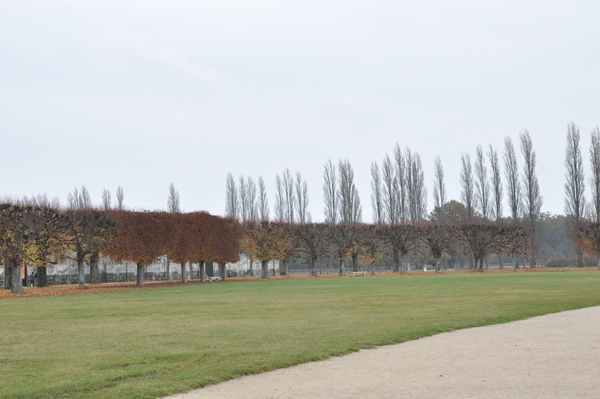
[
  {"x1": 4, "y1": 195, "x2": 600, "y2": 296},
  {"x1": 241, "y1": 220, "x2": 531, "y2": 278},
  {"x1": 228, "y1": 124, "x2": 600, "y2": 269},
  {"x1": 0, "y1": 195, "x2": 242, "y2": 294},
  {"x1": 5, "y1": 124, "x2": 600, "y2": 294}
]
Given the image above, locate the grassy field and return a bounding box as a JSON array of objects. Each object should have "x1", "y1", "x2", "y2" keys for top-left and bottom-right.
[{"x1": 1, "y1": 271, "x2": 599, "y2": 399}]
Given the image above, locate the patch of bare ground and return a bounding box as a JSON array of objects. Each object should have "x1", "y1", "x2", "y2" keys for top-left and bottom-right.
[{"x1": 167, "y1": 305, "x2": 600, "y2": 399}]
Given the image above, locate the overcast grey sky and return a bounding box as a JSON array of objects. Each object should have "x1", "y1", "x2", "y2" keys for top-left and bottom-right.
[{"x1": 1, "y1": 1, "x2": 599, "y2": 220}]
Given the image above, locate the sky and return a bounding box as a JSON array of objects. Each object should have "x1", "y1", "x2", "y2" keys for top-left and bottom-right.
[{"x1": 1, "y1": 1, "x2": 600, "y2": 221}]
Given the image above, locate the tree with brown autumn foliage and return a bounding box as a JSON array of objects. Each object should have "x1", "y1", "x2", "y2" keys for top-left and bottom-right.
[
  {"x1": 108, "y1": 211, "x2": 168, "y2": 286},
  {"x1": 376, "y1": 223, "x2": 418, "y2": 273},
  {"x1": 63, "y1": 189, "x2": 115, "y2": 289},
  {"x1": 294, "y1": 223, "x2": 329, "y2": 276},
  {"x1": 242, "y1": 222, "x2": 291, "y2": 278}
]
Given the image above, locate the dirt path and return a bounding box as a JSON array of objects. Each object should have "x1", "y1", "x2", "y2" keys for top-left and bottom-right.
[{"x1": 167, "y1": 306, "x2": 600, "y2": 399}]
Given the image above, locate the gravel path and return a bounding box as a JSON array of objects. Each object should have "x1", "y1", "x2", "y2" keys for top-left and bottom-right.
[{"x1": 167, "y1": 306, "x2": 600, "y2": 399}]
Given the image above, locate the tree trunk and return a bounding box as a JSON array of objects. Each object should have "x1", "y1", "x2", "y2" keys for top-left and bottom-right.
[
  {"x1": 102, "y1": 259, "x2": 108, "y2": 283},
  {"x1": 166, "y1": 258, "x2": 170, "y2": 280},
  {"x1": 477, "y1": 257, "x2": 485, "y2": 272},
  {"x1": 278, "y1": 259, "x2": 285, "y2": 276},
  {"x1": 181, "y1": 262, "x2": 188, "y2": 284},
  {"x1": 37, "y1": 267, "x2": 48, "y2": 287},
  {"x1": 261, "y1": 260, "x2": 269, "y2": 278},
  {"x1": 498, "y1": 254, "x2": 504, "y2": 270},
  {"x1": 529, "y1": 253, "x2": 537, "y2": 268},
  {"x1": 576, "y1": 246, "x2": 584, "y2": 268},
  {"x1": 352, "y1": 254, "x2": 359, "y2": 272},
  {"x1": 136, "y1": 263, "x2": 144, "y2": 286},
  {"x1": 435, "y1": 256, "x2": 442, "y2": 272},
  {"x1": 219, "y1": 262, "x2": 227, "y2": 280},
  {"x1": 338, "y1": 258, "x2": 345, "y2": 276},
  {"x1": 77, "y1": 257, "x2": 86, "y2": 289},
  {"x1": 392, "y1": 250, "x2": 400, "y2": 273},
  {"x1": 4, "y1": 264, "x2": 12, "y2": 289},
  {"x1": 310, "y1": 257, "x2": 317, "y2": 276},
  {"x1": 200, "y1": 262, "x2": 206, "y2": 282},
  {"x1": 400, "y1": 255, "x2": 408, "y2": 274},
  {"x1": 89, "y1": 252, "x2": 100, "y2": 284},
  {"x1": 284, "y1": 259, "x2": 289, "y2": 276},
  {"x1": 247, "y1": 257, "x2": 254, "y2": 277},
  {"x1": 9, "y1": 260, "x2": 25, "y2": 294},
  {"x1": 513, "y1": 254, "x2": 520, "y2": 270},
  {"x1": 189, "y1": 262, "x2": 194, "y2": 280}
]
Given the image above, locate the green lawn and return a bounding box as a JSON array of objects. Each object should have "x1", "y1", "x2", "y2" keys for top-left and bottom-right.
[{"x1": 1, "y1": 271, "x2": 599, "y2": 399}]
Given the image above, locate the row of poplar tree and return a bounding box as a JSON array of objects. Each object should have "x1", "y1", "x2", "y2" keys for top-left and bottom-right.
[{"x1": 227, "y1": 124, "x2": 600, "y2": 269}]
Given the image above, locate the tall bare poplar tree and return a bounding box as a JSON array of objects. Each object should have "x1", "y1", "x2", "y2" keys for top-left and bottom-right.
[
  {"x1": 338, "y1": 159, "x2": 362, "y2": 223},
  {"x1": 323, "y1": 160, "x2": 338, "y2": 223},
  {"x1": 167, "y1": 183, "x2": 181, "y2": 213},
  {"x1": 247, "y1": 177, "x2": 258, "y2": 223},
  {"x1": 433, "y1": 155, "x2": 446, "y2": 222},
  {"x1": 225, "y1": 173, "x2": 239, "y2": 220},
  {"x1": 394, "y1": 144, "x2": 408, "y2": 222},
  {"x1": 406, "y1": 151, "x2": 427, "y2": 223},
  {"x1": 274, "y1": 174, "x2": 284, "y2": 222},
  {"x1": 274, "y1": 170, "x2": 295, "y2": 223},
  {"x1": 488, "y1": 145, "x2": 503, "y2": 222},
  {"x1": 115, "y1": 186, "x2": 125, "y2": 211},
  {"x1": 68, "y1": 185, "x2": 92, "y2": 209},
  {"x1": 370, "y1": 161, "x2": 384, "y2": 224},
  {"x1": 295, "y1": 172, "x2": 310, "y2": 224},
  {"x1": 238, "y1": 176, "x2": 249, "y2": 223},
  {"x1": 504, "y1": 136, "x2": 521, "y2": 221},
  {"x1": 257, "y1": 176, "x2": 269, "y2": 222},
  {"x1": 282, "y1": 169, "x2": 295, "y2": 223},
  {"x1": 590, "y1": 127, "x2": 600, "y2": 223},
  {"x1": 460, "y1": 153, "x2": 475, "y2": 220},
  {"x1": 474, "y1": 145, "x2": 490, "y2": 220},
  {"x1": 564, "y1": 123, "x2": 586, "y2": 267},
  {"x1": 167, "y1": 182, "x2": 181, "y2": 280},
  {"x1": 520, "y1": 130, "x2": 543, "y2": 267},
  {"x1": 381, "y1": 154, "x2": 398, "y2": 223},
  {"x1": 101, "y1": 188, "x2": 111, "y2": 211}
]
